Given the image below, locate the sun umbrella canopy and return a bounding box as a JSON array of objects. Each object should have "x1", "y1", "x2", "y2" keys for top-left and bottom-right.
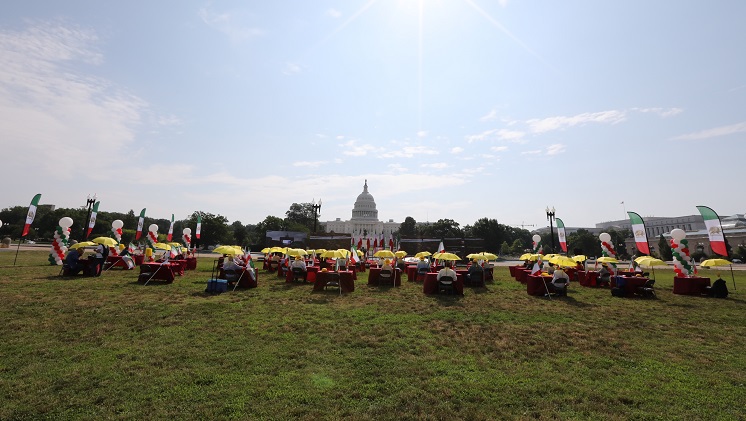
[
  {"x1": 374, "y1": 250, "x2": 396, "y2": 258},
  {"x1": 548, "y1": 255, "x2": 577, "y2": 268},
  {"x1": 261, "y1": 247, "x2": 271, "y2": 254},
  {"x1": 572, "y1": 255, "x2": 588, "y2": 262},
  {"x1": 153, "y1": 242, "x2": 172, "y2": 250},
  {"x1": 519, "y1": 253, "x2": 534, "y2": 260},
  {"x1": 596, "y1": 256, "x2": 619, "y2": 263},
  {"x1": 69, "y1": 241, "x2": 97, "y2": 250},
  {"x1": 213, "y1": 245, "x2": 241, "y2": 255},
  {"x1": 320, "y1": 249, "x2": 346, "y2": 259},
  {"x1": 394, "y1": 250, "x2": 407, "y2": 258},
  {"x1": 432, "y1": 252, "x2": 461, "y2": 261},
  {"x1": 701, "y1": 258, "x2": 733, "y2": 267},
  {"x1": 636, "y1": 257, "x2": 667, "y2": 268},
  {"x1": 168, "y1": 242, "x2": 183, "y2": 248},
  {"x1": 414, "y1": 251, "x2": 431, "y2": 258},
  {"x1": 286, "y1": 248, "x2": 307, "y2": 257},
  {"x1": 481, "y1": 252, "x2": 498, "y2": 260},
  {"x1": 91, "y1": 237, "x2": 117, "y2": 247}
]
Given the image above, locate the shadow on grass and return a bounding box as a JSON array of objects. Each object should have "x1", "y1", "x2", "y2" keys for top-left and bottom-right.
[
  {"x1": 268, "y1": 282, "x2": 313, "y2": 291},
  {"x1": 127, "y1": 280, "x2": 172, "y2": 287}
]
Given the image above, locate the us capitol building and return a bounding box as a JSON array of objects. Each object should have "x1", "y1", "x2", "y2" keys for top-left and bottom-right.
[{"x1": 325, "y1": 180, "x2": 400, "y2": 238}]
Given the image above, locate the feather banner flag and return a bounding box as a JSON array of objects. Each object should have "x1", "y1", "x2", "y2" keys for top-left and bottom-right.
[
  {"x1": 135, "y1": 208, "x2": 146, "y2": 240},
  {"x1": 167, "y1": 214, "x2": 174, "y2": 241},
  {"x1": 196, "y1": 213, "x2": 202, "y2": 239},
  {"x1": 627, "y1": 211, "x2": 650, "y2": 255},
  {"x1": 556, "y1": 218, "x2": 568, "y2": 253},
  {"x1": 22, "y1": 194, "x2": 42, "y2": 237},
  {"x1": 696, "y1": 205, "x2": 727, "y2": 256},
  {"x1": 86, "y1": 201, "x2": 100, "y2": 238}
]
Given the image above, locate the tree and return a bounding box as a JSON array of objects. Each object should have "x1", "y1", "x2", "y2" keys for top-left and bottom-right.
[
  {"x1": 420, "y1": 219, "x2": 462, "y2": 238},
  {"x1": 188, "y1": 212, "x2": 231, "y2": 248},
  {"x1": 567, "y1": 229, "x2": 601, "y2": 257},
  {"x1": 470, "y1": 218, "x2": 503, "y2": 252},
  {"x1": 286, "y1": 203, "x2": 316, "y2": 232},
  {"x1": 399, "y1": 216, "x2": 417, "y2": 237},
  {"x1": 658, "y1": 235, "x2": 673, "y2": 261},
  {"x1": 510, "y1": 239, "x2": 525, "y2": 255},
  {"x1": 231, "y1": 221, "x2": 248, "y2": 247},
  {"x1": 254, "y1": 215, "x2": 285, "y2": 248},
  {"x1": 500, "y1": 241, "x2": 511, "y2": 255}
]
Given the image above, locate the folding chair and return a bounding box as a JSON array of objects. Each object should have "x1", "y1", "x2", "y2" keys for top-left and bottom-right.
[
  {"x1": 324, "y1": 272, "x2": 342, "y2": 295},
  {"x1": 437, "y1": 275, "x2": 455, "y2": 295},
  {"x1": 378, "y1": 269, "x2": 395, "y2": 286}
]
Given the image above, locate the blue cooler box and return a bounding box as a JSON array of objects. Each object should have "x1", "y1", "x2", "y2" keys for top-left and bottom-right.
[{"x1": 206, "y1": 279, "x2": 228, "y2": 293}]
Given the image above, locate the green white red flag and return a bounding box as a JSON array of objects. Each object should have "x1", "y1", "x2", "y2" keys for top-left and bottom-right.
[
  {"x1": 696, "y1": 205, "x2": 727, "y2": 256},
  {"x1": 556, "y1": 218, "x2": 567, "y2": 253},
  {"x1": 22, "y1": 194, "x2": 42, "y2": 237},
  {"x1": 627, "y1": 211, "x2": 650, "y2": 255},
  {"x1": 196, "y1": 214, "x2": 202, "y2": 239},
  {"x1": 167, "y1": 214, "x2": 174, "y2": 241},
  {"x1": 135, "y1": 208, "x2": 146, "y2": 240},
  {"x1": 86, "y1": 201, "x2": 100, "y2": 238},
  {"x1": 349, "y1": 245, "x2": 358, "y2": 265}
]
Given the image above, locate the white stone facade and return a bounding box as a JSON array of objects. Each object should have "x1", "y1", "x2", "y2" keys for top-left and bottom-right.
[{"x1": 325, "y1": 180, "x2": 400, "y2": 238}]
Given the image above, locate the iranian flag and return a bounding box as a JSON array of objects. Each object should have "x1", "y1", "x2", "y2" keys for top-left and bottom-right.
[
  {"x1": 349, "y1": 245, "x2": 358, "y2": 265},
  {"x1": 366, "y1": 237, "x2": 370, "y2": 251},
  {"x1": 373, "y1": 237, "x2": 378, "y2": 250},
  {"x1": 627, "y1": 211, "x2": 650, "y2": 255},
  {"x1": 196, "y1": 214, "x2": 202, "y2": 239},
  {"x1": 22, "y1": 194, "x2": 42, "y2": 237},
  {"x1": 167, "y1": 214, "x2": 174, "y2": 241},
  {"x1": 135, "y1": 208, "x2": 146, "y2": 240},
  {"x1": 531, "y1": 257, "x2": 543, "y2": 276},
  {"x1": 697, "y1": 205, "x2": 727, "y2": 256},
  {"x1": 437, "y1": 240, "x2": 445, "y2": 253},
  {"x1": 86, "y1": 201, "x2": 100, "y2": 238},
  {"x1": 556, "y1": 218, "x2": 568, "y2": 253}
]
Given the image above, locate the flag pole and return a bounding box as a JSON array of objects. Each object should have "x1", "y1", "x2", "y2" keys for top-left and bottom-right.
[
  {"x1": 13, "y1": 238, "x2": 22, "y2": 266},
  {"x1": 730, "y1": 264, "x2": 736, "y2": 291}
]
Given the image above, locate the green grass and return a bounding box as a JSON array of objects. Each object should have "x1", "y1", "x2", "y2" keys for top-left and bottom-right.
[{"x1": 1, "y1": 250, "x2": 745, "y2": 420}]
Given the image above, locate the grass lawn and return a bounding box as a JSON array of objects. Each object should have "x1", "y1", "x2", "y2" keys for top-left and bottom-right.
[{"x1": 1, "y1": 250, "x2": 745, "y2": 420}]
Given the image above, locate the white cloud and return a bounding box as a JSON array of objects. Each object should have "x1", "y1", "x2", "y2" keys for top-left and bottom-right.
[
  {"x1": 671, "y1": 122, "x2": 746, "y2": 141},
  {"x1": 526, "y1": 110, "x2": 627, "y2": 133},
  {"x1": 498, "y1": 0, "x2": 509, "y2": 6},
  {"x1": 199, "y1": 6, "x2": 263, "y2": 42},
  {"x1": 466, "y1": 128, "x2": 525, "y2": 143},
  {"x1": 490, "y1": 146, "x2": 508, "y2": 152},
  {"x1": 479, "y1": 109, "x2": 499, "y2": 122},
  {"x1": 451, "y1": 147, "x2": 464, "y2": 154},
  {"x1": 0, "y1": 22, "x2": 148, "y2": 178},
  {"x1": 340, "y1": 139, "x2": 377, "y2": 156},
  {"x1": 282, "y1": 62, "x2": 302, "y2": 75},
  {"x1": 293, "y1": 160, "x2": 327, "y2": 167},
  {"x1": 158, "y1": 114, "x2": 182, "y2": 126},
  {"x1": 421, "y1": 163, "x2": 449, "y2": 169},
  {"x1": 521, "y1": 150, "x2": 542, "y2": 155},
  {"x1": 546, "y1": 144, "x2": 566, "y2": 155},
  {"x1": 326, "y1": 8, "x2": 342, "y2": 18},
  {"x1": 635, "y1": 107, "x2": 683, "y2": 118},
  {"x1": 417, "y1": 130, "x2": 428, "y2": 138}
]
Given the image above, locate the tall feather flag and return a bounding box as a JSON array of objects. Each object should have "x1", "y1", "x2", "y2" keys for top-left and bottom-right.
[
  {"x1": 627, "y1": 211, "x2": 650, "y2": 255},
  {"x1": 437, "y1": 240, "x2": 445, "y2": 253},
  {"x1": 196, "y1": 213, "x2": 202, "y2": 239},
  {"x1": 556, "y1": 218, "x2": 568, "y2": 253},
  {"x1": 86, "y1": 201, "x2": 100, "y2": 238},
  {"x1": 22, "y1": 194, "x2": 42, "y2": 237},
  {"x1": 531, "y1": 256, "x2": 544, "y2": 276},
  {"x1": 696, "y1": 206, "x2": 728, "y2": 256},
  {"x1": 135, "y1": 208, "x2": 146, "y2": 240},
  {"x1": 167, "y1": 214, "x2": 174, "y2": 241},
  {"x1": 349, "y1": 245, "x2": 358, "y2": 266}
]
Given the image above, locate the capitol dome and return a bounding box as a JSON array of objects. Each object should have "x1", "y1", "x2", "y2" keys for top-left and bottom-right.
[{"x1": 351, "y1": 180, "x2": 378, "y2": 221}]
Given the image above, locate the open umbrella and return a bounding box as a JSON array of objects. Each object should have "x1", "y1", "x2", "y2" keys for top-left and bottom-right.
[
  {"x1": 518, "y1": 253, "x2": 533, "y2": 261},
  {"x1": 394, "y1": 250, "x2": 407, "y2": 258},
  {"x1": 701, "y1": 258, "x2": 736, "y2": 290},
  {"x1": 374, "y1": 250, "x2": 396, "y2": 258},
  {"x1": 572, "y1": 255, "x2": 588, "y2": 262},
  {"x1": 548, "y1": 255, "x2": 577, "y2": 268},
  {"x1": 432, "y1": 252, "x2": 461, "y2": 261},
  {"x1": 481, "y1": 252, "x2": 498, "y2": 260},
  {"x1": 596, "y1": 256, "x2": 619, "y2": 264},
  {"x1": 153, "y1": 243, "x2": 172, "y2": 250},
  {"x1": 286, "y1": 248, "x2": 307, "y2": 257},
  {"x1": 261, "y1": 247, "x2": 271, "y2": 254},
  {"x1": 635, "y1": 256, "x2": 667, "y2": 281},
  {"x1": 320, "y1": 249, "x2": 346, "y2": 259},
  {"x1": 213, "y1": 245, "x2": 241, "y2": 255},
  {"x1": 414, "y1": 251, "x2": 431, "y2": 258},
  {"x1": 92, "y1": 237, "x2": 117, "y2": 247},
  {"x1": 69, "y1": 241, "x2": 97, "y2": 250}
]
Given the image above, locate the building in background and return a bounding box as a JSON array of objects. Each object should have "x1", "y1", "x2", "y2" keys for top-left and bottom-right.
[{"x1": 325, "y1": 180, "x2": 400, "y2": 240}]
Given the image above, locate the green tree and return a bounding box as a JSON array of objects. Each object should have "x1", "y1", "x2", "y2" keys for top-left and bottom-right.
[
  {"x1": 421, "y1": 219, "x2": 462, "y2": 238},
  {"x1": 470, "y1": 218, "x2": 503, "y2": 252},
  {"x1": 658, "y1": 235, "x2": 673, "y2": 261},
  {"x1": 500, "y1": 241, "x2": 511, "y2": 256},
  {"x1": 286, "y1": 203, "x2": 317, "y2": 232},
  {"x1": 188, "y1": 212, "x2": 231, "y2": 248},
  {"x1": 255, "y1": 216, "x2": 285, "y2": 248},
  {"x1": 399, "y1": 216, "x2": 417, "y2": 237},
  {"x1": 567, "y1": 229, "x2": 601, "y2": 257},
  {"x1": 510, "y1": 239, "x2": 525, "y2": 255},
  {"x1": 231, "y1": 221, "x2": 248, "y2": 247}
]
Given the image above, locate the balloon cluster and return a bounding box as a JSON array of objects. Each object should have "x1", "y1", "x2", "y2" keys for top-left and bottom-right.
[
  {"x1": 110, "y1": 220, "x2": 124, "y2": 256},
  {"x1": 599, "y1": 232, "x2": 617, "y2": 258},
  {"x1": 182, "y1": 228, "x2": 192, "y2": 250},
  {"x1": 532, "y1": 234, "x2": 543, "y2": 254},
  {"x1": 670, "y1": 228, "x2": 694, "y2": 277},
  {"x1": 48, "y1": 217, "x2": 73, "y2": 265},
  {"x1": 146, "y1": 224, "x2": 158, "y2": 262}
]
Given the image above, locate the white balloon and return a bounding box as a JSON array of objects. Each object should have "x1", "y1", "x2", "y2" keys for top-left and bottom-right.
[
  {"x1": 112, "y1": 219, "x2": 124, "y2": 229},
  {"x1": 670, "y1": 228, "x2": 686, "y2": 241},
  {"x1": 59, "y1": 217, "x2": 74, "y2": 228},
  {"x1": 532, "y1": 234, "x2": 541, "y2": 242},
  {"x1": 183, "y1": 228, "x2": 191, "y2": 235},
  {"x1": 599, "y1": 232, "x2": 611, "y2": 242},
  {"x1": 148, "y1": 224, "x2": 159, "y2": 233},
  {"x1": 0, "y1": 219, "x2": 3, "y2": 227}
]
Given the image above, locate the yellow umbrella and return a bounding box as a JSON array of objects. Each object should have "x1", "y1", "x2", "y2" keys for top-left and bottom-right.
[
  {"x1": 548, "y1": 255, "x2": 577, "y2": 268},
  {"x1": 543, "y1": 253, "x2": 560, "y2": 260},
  {"x1": 356, "y1": 249, "x2": 364, "y2": 257},
  {"x1": 213, "y1": 245, "x2": 240, "y2": 255},
  {"x1": 261, "y1": 247, "x2": 271, "y2": 254},
  {"x1": 636, "y1": 256, "x2": 667, "y2": 267},
  {"x1": 482, "y1": 252, "x2": 498, "y2": 260},
  {"x1": 69, "y1": 241, "x2": 97, "y2": 250},
  {"x1": 168, "y1": 242, "x2": 184, "y2": 248},
  {"x1": 432, "y1": 252, "x2": 461, "y2": 261},
  {"x1": 315, "y1": 249, "x2": 327, "y2": 254},
  {"x1": 415, "y1": 251, "x2": 431, "y2": 258},
  {"x1": 519, "y1": 253, "x2": 534, "y2": 261},
  {"x1": 320, "y1": 249, "x2": 346, "y2": 259},
  {"x1": 269, "y1": 246, "x2": 287, "y2": 253},
  {"x1": 572, "y1": 255, "x2": 588, "y2": 262},
  {"x1": 374, "y1": 250, "x2": 396, "y2": 258},
  {"x1": 153, "y1": 243, "x2": 172, "y2": 250},
  {"x1": 286, "y1": 248, "x2": 307, "y2": 257},
  {"x1": 91, "y1": 237, "x2": 117, "y2": 247},
  {"x1": 394, "y1": 250, "x2": 407, "y2": 258},
  {"x1": 701, "y1": 258, "x2": 732, "y2": 267},
  {"x1": 596, "y1": 256, "x2": 618, "y2": 263}
]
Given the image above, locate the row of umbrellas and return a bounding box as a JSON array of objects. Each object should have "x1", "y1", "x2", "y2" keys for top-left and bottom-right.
[{"x1": 69, "y1": 237, "x2": 185, "y2": 251}]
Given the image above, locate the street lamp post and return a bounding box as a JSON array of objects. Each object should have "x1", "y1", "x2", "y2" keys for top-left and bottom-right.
[
  {"x1": 83, "y1": 194, "x2": 97, "y2": 239},
  {"x1": 312, "y1": 199, "x2": 322, "y2": 233},
  {"x1": 546, "y1": 206, "x2": 556, "y2": 253}
]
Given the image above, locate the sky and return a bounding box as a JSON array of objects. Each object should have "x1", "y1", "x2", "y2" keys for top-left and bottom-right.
[{"x1": 1, "y1": 0, "x2": 745, "y2": 231}]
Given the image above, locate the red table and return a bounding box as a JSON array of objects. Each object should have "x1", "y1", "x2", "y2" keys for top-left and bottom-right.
[
  {"x1": 527, "y1": 275, "x2": 553, "y2": 296},
  {"x1": 405, "y1": 265, "x2": 418, "y2": 281},
  {"x1": 673, "y1": 276, "x2": 710, "y2": 296},
  {"x1": 104, "y1": 255, "x2": 134, "y2": 270},
  {"x1": 220, "y1": 267, "x2": 259, "y2": 288},
  {"x1": 611, "y1": 276, "x2": 649, "y2": 296},
  {"x1": 515, "y1": 269, "x2": 530, "y2": 284},
  {"x1": 313, "y1": 271, "x2": 355, "y2": 293},
  {"x1": 285, "y1": 266, "x2": 311, "y2": 283},
  {"x1": 368, "y1": 267, "x2": 402, "y2": 286},
  {"x1": 578, "y1": 271, "x2": 600, "y2": 287},
  {"x1": 423, "y1": 272, "x2": 464, "y2": 295},
  {"x1": 133, "y1": 254, "x2": 144, "y2": 266},
  {"x1": 185, "y1": 256, "x2": 197, "y2": 270},
  {"x1": 138, "y1": 262, "x2": 175, "y2": 283}
]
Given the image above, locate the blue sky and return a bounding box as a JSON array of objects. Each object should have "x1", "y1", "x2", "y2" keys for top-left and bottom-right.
[{"x1": 1, "y1": 0, "x2": 744, "y2": 230}]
